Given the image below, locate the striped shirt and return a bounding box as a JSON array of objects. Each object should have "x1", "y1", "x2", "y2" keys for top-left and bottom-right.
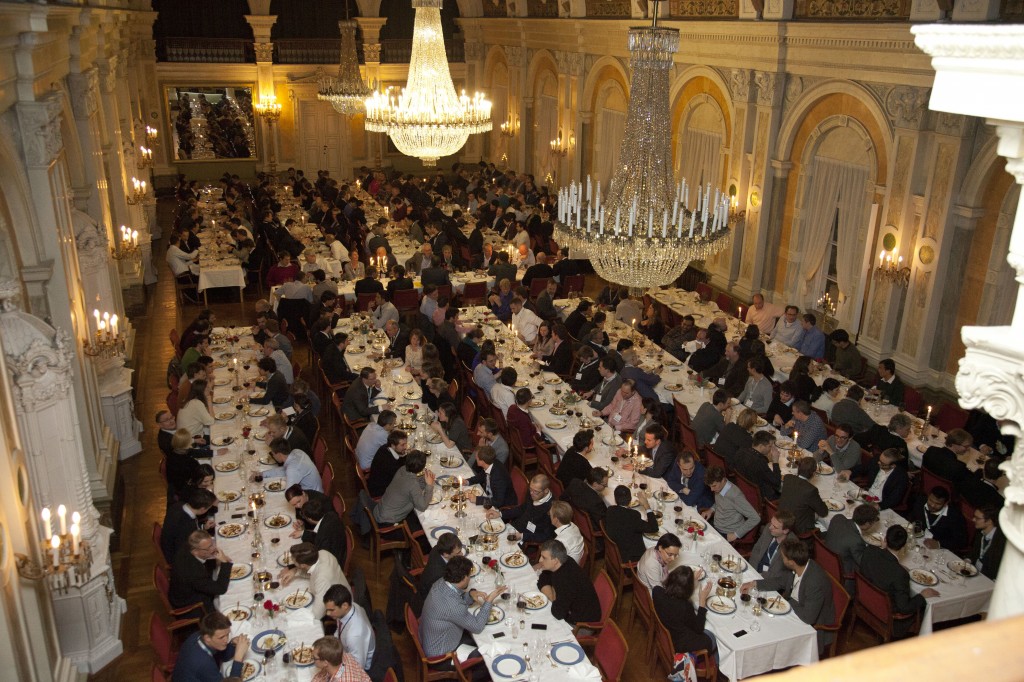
[{"x1": 419, "y1": 580, "x2": 492, "y2": 658}]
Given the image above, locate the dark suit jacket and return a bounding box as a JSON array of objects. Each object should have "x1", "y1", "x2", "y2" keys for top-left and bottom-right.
[
  {"x1": 161, "y1": 503, "x2": 203, "y2": 564},
  {"x1": 301, "y1": 510, "x2": 346, "y2": 568},
  {"x1": 386, "y1": 277, "x2": 414, "y2": 300},
  {"x1": 665, "y1": 459, "x2": 714, "y2": 509},
  {"x1": 825, "y1": 514, "x2": 866, "y2": 587},
  {"x1": 765, "y1": 397, "x2": 794, "y2": 426},
  {"x1": 168, "y1": 549, "x2": 232, "y2": 614},
  {"x1": 172, "y1": 632, "x2": 243, "y2": 682},
  {"x1": 970, "y1": 527, "x2": 1006, "y2": 580},
  {"x1": 732, "y1": 447, "x2": 782, "y2": 500},
  {"x1": 571, "y1": 359, "x2": 602, "y2": 395},
  {"x1": 311, "y1": 330, "x2": 334, "y2": 358},
  {"x1": 713, "y1": 424, "x2": 753, "y2": 466},
  {"x1": 652, "y1": 588, "x2": 714, "y2": 655},
  {"x1": 854, "y1": 424, "x2": 909, "y2": 461},
  {"x1": 419, "y1": 548, "x2": 449, "y2": 598},
  {"x1": 875, "y1": 375, "x2": 906, "y2": 407},
  {"x1": 322, "y1": 343, "x2": 357, "y2": 384},
  {"x1": 788, "y1": 560, "x2": 837, "y2": 652},
  {"x1": 562, "y1": 479, "x2": 607, "y2": 527},
  {"x1": 638, "y1": 440, "x2": 678, "y2": 480},
  {"x1": 555, "y1": 448, "x2": 593, "y2": 489},
  {"x1": 910, "y1": 498, "x2": 967, "y2": 552},
  {"x1": 859, "y1": 545, "x2": 924, "y2": 633},
  {"x1": 488, "y1": 262, "x2": 518, "y2": 287},
  {"x1": 537, "y1": 558, "x2": 600, "y2": 625},
  {"x1": 355, "y1": 277, "x2": 385, "y2": 295},
  {"x1": 703, "y1": 358, "x2": 748, "y2": 398},
  {"x1": 469, "y1": 460, "x2": 517, "y2": 508},
  {"x1": 778, "y1": 475, "x2": 828, "y2": 534},
  {"x1": 750, "y1": 527, "x2": 798, "y2": 591},
  {"x1": 252, "y1": 371, "x2": 289, "y2": 407},
  {"x1": 849, "y1": 460, "x2": 910, "y2": 510},
  {"x1": 541, "y1": 340, "x2": 572, "y2": 375},
  {"x1": 921, "y1": 446, "x2": 970, "y2": 484},
  {"x1": 501, "y1": 495, "x2": 554, "y2": 542},
  {"x1": 960, "y1": 477, "x2": 1005, "y2": 511},
  {"x1": 421, "y1": 266, "x2": 450, "y2": 287},
  {"x1": 387, "y1": 327, "x2": 410, "y2": 361},
  {"x1": 343, "y1": 379, "x2": 381, "y2": 421},
  {"x1": 285, "y1": 426, "x2": 312, "y2": 455},
  {"x1": 604, "y1": 505, "x2": 659, "y2": 563},
  {"x1": 368, "y1": 447, "x2": 404, "y2": 498},
  {"x1": 621, "y1": 364, "x2": 660, "y2": 402}
]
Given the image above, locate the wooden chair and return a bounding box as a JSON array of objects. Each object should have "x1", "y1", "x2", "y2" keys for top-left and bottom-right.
[
  {"x1": 673, "y1": 398, "x2": 692, "y2": 428},
  {"x1": 561, "y1": 274, "x2": 585, "y2": 298},
  {"x1": 715, "y1": 292, "x2": 736, "y2": 316},
  {"x1": 321, "y1": 461, "x2": 335, "y2": 498},
  {"x1": 152, "y1": 522, "x2": 169, "y2": 571},
  {"x1": 169, "y1": 329, "x2": 181, "y2": 357},
  {"x1": 355, "y1": 292, "x2": 376, "y2": 312},
  {"x1": 959, "y1": 497, "x2": 978, "y2": 552},
  {"x1": 701, "y1": 445, "x2": 727, "y2": 474},
  {"x1": 152, "y1": 664, "x2": 170, "y2": 682},
  {"x1": 533, "y1": 435, "x2": 557, "y2": 479},
  {"x1": 920, "y1": 468, "x2": 955, "y2": 501},
  {"x1": 848, "y1": 571, "x2": 920, "y2": 643},
  {"x1": 447, "y1": 378, "x2": 459, "y2": 401},
  {"x1": 392, "y1": 288, "x2": 421, "y2": 317},
  {"x1": 153, "y1": 563, "x2": 206, "y2": 621},
  {"x1": 678, "y1": 422, "x2": 700, "y2": 455},
  {"x1": 935, "y1": 402, "x2": 968, "y2": 433},
  {"x1": 354, "y1": 461, "x2": 377, "y2": 502},
  {"x1": 343, "y1": 525, "x2": 355, "y2": 576},
  {"x1": 405, "y1": 604, "x2": 479, "y2": 681},
  {"x1": 529, "y1": 276, "x2": 550, "y2": 299},
  {"x1": 573, "y1": 570, "x2": 617, "y2": 647},
  {"x1": 593, "y1": 619, "x2": 628, "y2": 682},
  {"x1": 509, "y1": 466, "x2": 529, "y2": 507},
  {"x1": 403, "y1": 521, "x2": 429, "y2": 571},
  {"x1": 818, "y1": 572, "x2": 852, "y2": 659},
  {"x1": 382, "y1": 668, "x2": 399, "y2": 682},
  {"x1": 904, "y1": 386, "x2": 924, "y2": 416},
  {"x1": 312, "y1": 436, "x2": 328, "y2": 475},
  {"x1": 733, "y1": 472, "x2": 764, "y2": 519},
  {"x1": 653, "y1": 612, "x2": 717, "y2": 681},
  {"x1": 696, "y1": 282, "x2": 713, "y2": 302},
  {"x1": 630, "y1": 579, "x2": 656, "y2": 659},
  {"x1": 149, "y1": 611, "x2": 196, "y2": 676},
  {"x1": 599, "y1": 521, "x2": 636, "y2": 612},
  {"x1": 460, "y1": 395, "x2": 477, "y2": 433},
  {"x1": 508, "y1": 428, "x2": 538, "y2": 473},
  {"x1": 364, "y1": 505, "x2": 409, "y2": 579},
  {"x1": 461, "y1": 281, "x2": 488, "y2": 307},
  {"x1": 812, "y1": 532, "x2": 845, "y2": 586}
]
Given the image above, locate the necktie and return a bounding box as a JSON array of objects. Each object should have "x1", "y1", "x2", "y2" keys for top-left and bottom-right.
[
  {"x1": 761, "y1": 539, "x2": 778, "y2": 570},
  {"x1": 486, "y1": 472, "x2": 493, "y2": 497}
]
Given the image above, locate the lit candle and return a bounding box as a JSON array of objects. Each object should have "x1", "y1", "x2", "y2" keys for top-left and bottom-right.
[
  {"x1": 926, "y1": 405, "x2": 932, "y2": 422},
  {"x1": 111, "y1": 315, "x2": 118, "y2": 339},
  {"x1": 793, "y1": 431, "x2": 799, "y2": 446},
  {"x1": 70, "y1": 523, "x2": 80, "y2": 555},
  {"x1": 57, "y1": 504, "x2": 67, "y2": 536},
  {"x1": 72, "y1": 510, "x2": 81, "y2": 528},
  {"x1": 51, "y1": 535, "x2": 60, "y2": 568},
  {"x1": 41, "y1": 507, "x2": 51, "y2": 541},
  {"x1": 93, "y1": 309, "x2": 100, "y2": 330},
  {"x1": 132, "y1": 230, "x2": 139, "y2": 247},
  {"x1": 738, "y1": 306, "x2": 743, "y2": 320}
]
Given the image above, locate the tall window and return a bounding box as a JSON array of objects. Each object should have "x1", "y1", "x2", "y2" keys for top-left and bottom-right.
[{"x1": 823, "y1": 208, "x2": 840, "y2": 306}]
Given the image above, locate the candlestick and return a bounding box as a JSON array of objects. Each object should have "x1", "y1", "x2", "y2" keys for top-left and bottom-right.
[
  {"x1": 41, "y1": 507, "x2": 51, "y2": 542},
  {"x1": 51, "y1": 535, "x2": 60, "y2": 568},
  {"x1": 58, "y1": 504, "x2": 67, "y2": 536}
]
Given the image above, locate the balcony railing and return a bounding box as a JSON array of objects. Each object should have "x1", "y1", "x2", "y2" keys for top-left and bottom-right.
[
  {"x1": 156, "y1": 37, "x2": 463, "y2": 64},
  {"x1": 159, "y1": 37, "x2": 254, "y2": 63},
  {"x1": 380, "y1": 38, "x2": 464, "y2": 63}
]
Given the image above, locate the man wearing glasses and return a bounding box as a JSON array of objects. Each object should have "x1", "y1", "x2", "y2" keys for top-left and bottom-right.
[
  {"x1": 839, "y1": 448, "x2": 909, "y2": 511},
  {"x1": 816, "y1": 423, "x2": 862, "y2": 472}
]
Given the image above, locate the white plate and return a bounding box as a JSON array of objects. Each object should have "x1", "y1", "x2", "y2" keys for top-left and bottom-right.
[
  {"x1": 764, "y1": 595, "x2": 792, "y2": 615},
  {"x1": 910, "y1": 569, "x2": 939, "y2": 587},
  {"x1": 707, "y1": 596, "x2": 736, "y2": 615}
]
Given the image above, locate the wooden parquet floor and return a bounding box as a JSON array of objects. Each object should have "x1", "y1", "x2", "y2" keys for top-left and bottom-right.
[{"x1": 87, "y1": 199, "x2": 951, "y2": 682}]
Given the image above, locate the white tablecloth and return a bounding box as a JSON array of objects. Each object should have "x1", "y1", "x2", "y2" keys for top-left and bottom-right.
[{"x1": 198, "y1": 264, "x2": 247, "y2": 293}]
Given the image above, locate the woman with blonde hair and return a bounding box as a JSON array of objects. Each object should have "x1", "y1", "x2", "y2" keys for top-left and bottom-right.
[
  {"x1": 343, "y1": 249, "x2": 365, "y2": 281},
  {"x1": 405, "y1": 328, "x2": 425, "y2": 377}
]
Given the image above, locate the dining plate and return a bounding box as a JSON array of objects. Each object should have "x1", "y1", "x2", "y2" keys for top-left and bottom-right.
[
  {"x1": 656, "y1": 490, "x2": 678, "y2": 502},
  {"x1": 947, "y1": 560, "x2": 979, "y2": 577},
  {"x1": 215, "y1": 412, "x2": 235, "y2": 421},
  {"x1": 479, "y1": 519, "x2": 506, "y2": 534},
  {"x1": 665, "y1": 384, "x2": 685, "y2": 392},
  {"x1": 500, "y1": 551, "x2": 529, "y2": 569},
  {"x1": 283, "y1": 591, "x2": 313, "y2": 609},
  {"x1": 239, "y1": 660, "x2": 262, "y2": 681},
  {"x1": 213, "y1": 436, "x2": 235, "y2": 446},
  {"x1": 520, "y1": 591, "x2": 548, "y2": 610},
  {"x1": 825, "y1": 498, "x2": 845, "y2": 512},
  {"x1": 546, "y1": 420, "x2": 568, "y2": 429},
  {"x1": 253, "y1": 432, "x2": 267, "y2": 441},
  {"x1": 817, "y1": 462, "x2": 835, "y2": 476},
  {"x1": 491, "y1": 654, "x2": 527, "y2": 679},
  {"x1": 755, "y1": 417, "x2": 768, "y2": 427},
  {"x1": 214, "y1": 461, "x2": 239, "y2": 472},
  {"x1": 514, "y1": 380, "x2": 529, "y2": 388},
  {"x1": 910, "y1": 569, "x2": 939, "y2": 587},
  {"x1": 707, "y1": 596, "x2": 736, "y2": 615},
  {"x1": 430, "y1": 526, "x2": 457, "y2": 541},
  {"x1": 529, "y1": 398, "x2": 546, "y2": 408},
  {"x1": 764, "y1": 595, "x2": 792, "y2": 615},
  {"x1": 229, "y1": 564, "x2": 253, "y2": 580},
  {"x1": 687, "y1": 565, "x2": 707, "y2": 581},
  {"x1": 718, "y1": 556, "x2": 747, "y2": 573},
  {"x1": 216, "y1": 489, "x2": 239, "y2": 503},
  {"x1": 226, "y1": 605, "x2": 252, "y2": 622},
  {"x1": 248, "y1": 407, "x2": 270, "y2": 417},
  {"x1": 251, "y1": 629, "x2": 287, "y2": 654},
  {"x1": 214, "y1": 379, "x2": 231, "y2": 387},
  {"x1": 264, "y1": 514, "x2": 291, "y2": 529},
  {"x1": 394, "y1": 376, "x2": 414, "y2": 384},
  {"x1": 865, "y1": 532, "x2": 884, "y2": 547},
  {"x1": 545, "y1": 377, "x2": 563, "y2": 385},
  {"x1": 644, "y1": 531, "x2": 663, "y2": 541},
  {"x1": 551, "y1": 642, "x2": 586, "y2": 666},
  {"x1": 212, "y1": 396, "x2": 232, "y2": 404},
  {"x1": 473, "y1": 603, "x2": 505, "y2": 625},
  {"x1": 440, "y1": 455, "x2": 463, "y2": 469},
  {"x1": 289, "y1": 645, "x2": 316, "y2": 667},
  {"x1": 426, "y1": 434, "x2": 444, "y2": 445},
  {"x1": 602, "y1": 435, "x2": 624, "y2": 447},
  {"x1": 677, "y1": 517, "x2": 707, "y2": 531},
  {"x1": 429, "y1": 488, "x2": 444, "y2": 505},
  {"x1": 264, "y1": 480, "x2": 286, "y2": 493},
  {"x1": 217, "y1": 523, "x2": 245, "y2": 538},
  {"x1": 277, "y1": 551, "x2": 294, "y2": 568}
]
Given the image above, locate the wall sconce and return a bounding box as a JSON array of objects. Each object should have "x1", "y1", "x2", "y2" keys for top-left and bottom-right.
[
  {"x1": 550, "y1": 129, "x2": 573, "y2": 157},
  {"x1": 138, "y1": 145, "x2": 153, "y2": 169},
  {"x1": 145, "y1": 125, "x2": 159, "y2": 145},
  {"x1": 17, "y1": 504, "x2": 94, "y2": 593},
  {"x1": 85, "y1": 306, "x2": 127, "y2": 357},
  {"x1": 126, "y1": 177, "x2": 147, "y2": 205},
  {"x1": 254, "y1": 94, "x2": 283, "y2": 124},
  {"x1": 500, "y1": 115, "x2": 519, "y2": 138},
  {"x1": 875, "y1": 247, "x2": 911, "y2": 287}
]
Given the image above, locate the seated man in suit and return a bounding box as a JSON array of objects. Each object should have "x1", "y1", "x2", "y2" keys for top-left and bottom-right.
[
  {"x1": 342, "y1": 367, "x2": 382, "y2": 422},
  {"x1": 171, "y1": 611, "x2": 249, "y2": 682},
  {"x1": 839, "y1": 447, "x2": 910, "y2": 511},
  {"x1": 665, "y1": 451, "x2": 714, "y2": 509},
  {"x1": 322, "y1": 332, "x2": 357, "y2": 385},
  {"x1": 921, "y1": 428, "x2": 973, "y2": 485},
  {"x1": 961, "y1": 458, "x2": 1006, "y2": 511},
  {"x1": 621, "y1": 424, "x2": 676, "y2": 481},
  {"x1": 604, "y1": 485, "x2": 660, "y2": 563},
  {"x1": 741, "y1": 510, "x2": 798, "y2": 592},
  {"x1": 691, "y1": 389, "x2": 732, "y2": 447},
  {"x1": 703, "y1": 465, "x2": 761, "y2": 543},
  {"x1": 354, "y1": 267, "x2": 385, "y2": 296},
  {"x1": 556, "y1": 429, "x2": 595, "y2": 489},
  {"x1": 322, "y1": 584, "x2": 376, "y2": 672},
  {"x1": 367, "y1": 430, "x2": 408, "y2": 499},
  {"x1": 825, "y1": 503, "x2": 879, "y2": 592},
  {"x1": 766, "y1": 381, "x2": 797, "y2": 427},
  {"x1": 466, "y1": 445, "x2": 517, "y2": 508},
  {"x1": 299, "y1": 496, "x2": 347, "y2": 569},
  {"x1": 161, "y1": 488, "x2": 217, "y2": 565},
  {"x1": 855, "y1": 413, "x2": 912, "y2": 462},
  {"x1": 536, "y1": 539, "x2": 601, "y2": 626},
  {"x1": 860, "y1": 525, "x2": 939, "y2": 638},
  {"x1": 779, "y1": 538, "x2": 837, "y2": 655},
  {"x1": 419, "y1": 557, "x2": 504, "y2": 662},
  {"x1": 562, "y1": 467, "x2": 610, "y2": 529},
  {"x1": 419, "y1": 532, "x2": 465, "y2": 597},
  {"x1": 538, "y1": 323, "x2": 573, "y2": 375},
  {"x1": 970, "y1": 504, "x2": 1005, "y2": 580},
  {"x1": 910, "y1": 486, "x2": 967, "y2": 552},
  {"x1": 485, "y1": 473, "x2": 556, "y2": 543},
  {"x1": 732, "y1": 430, "x2": 783, "y2": 501},
  {"x1": 168, "y1": 530, "x2": 234, "y2": 618},
  {"x1": 870, "y1": 358, "x2": 906, "y2": 407},
  {"x1": 777, "y1": 457, "x2": 828, "y2": 535}
]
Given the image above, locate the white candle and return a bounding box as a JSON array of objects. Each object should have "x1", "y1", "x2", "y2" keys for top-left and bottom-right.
[
  {"x1": 41, "y1": 508, "x2": 51, "y2": 541},
  {"x1": 738, "y1": 306, "x2": 743, "y2": 320},
  {"x1": 111, "y1": 315, "x2": 118, "y2": 339},
  {"x1": 793, "y1": 431, "x2": 799, "y2": 445},
  {"x1": 70, "y1": 523, "x2": 80, "y2": 555},
  {"x1": 51, "y1": 535, "x2": 60, "y2": 568},
  {"x1": 93, "y1": 309, "x2": 100, "y2": 330},
  {"x1": 926, "y1": 405, "x2": 932, "y2": 422},
  {"x1": 132, "y1": 230, "x2": 139, "y2": 247},
  {"x1": 57, "y1": 504, "x2": 67, "y2": 536},
  {"x1": 72, "y1": 510, "x2": 81, "y2": 528}
]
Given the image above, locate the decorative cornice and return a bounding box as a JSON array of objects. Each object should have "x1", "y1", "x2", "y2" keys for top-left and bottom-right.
[{"x1": 912, "y1": 24, "x2": 1024, "y2": 60}]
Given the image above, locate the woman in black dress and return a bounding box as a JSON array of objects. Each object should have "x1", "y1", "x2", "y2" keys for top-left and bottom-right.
[{"x1": 652, "y1": 565, "x2": 718, "y2": 662}]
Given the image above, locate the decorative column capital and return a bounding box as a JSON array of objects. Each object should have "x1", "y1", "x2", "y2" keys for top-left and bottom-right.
[
  {"x1": 244, "y1": 14, "x2": 278, "y2": 43},
  {"x1": 15, "y1": 92, "x2": 64, "y2": 168},
  {"x1": 253, "y1": 42, "x2": 274, "y2": 63},
  {"x1": 729, "y1": 68, "x2": 752, "y2": 102},
  {"x1": 754, "y1": 70, "x2": 784, "y2": 107},
  {"x1": 67, "y1": 68, "x2": 100, "y2": 121},
  {"x1": 884, "y1": 85, "x2": 931, "y2": 130}
]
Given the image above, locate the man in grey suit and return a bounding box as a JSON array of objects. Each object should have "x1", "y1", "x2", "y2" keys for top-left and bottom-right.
[
  {"x1": 703, "y1": 465, "x2": 760, "y2": 542},
  {"x1": 742, "y1": 509, "x2": 798, "y2": 592},
  {"x1": 780, "y1": 539, "x2": 837, "y2": 655},
  {"x1": 419, "y1": 556, "x2": 504, "y2": 661},
  {"x1": 824, "y1": 503, "x2": 879, "y2": 592},
  {"x1": 587, "y1": 357, "x2": 623, "y2": 412}
]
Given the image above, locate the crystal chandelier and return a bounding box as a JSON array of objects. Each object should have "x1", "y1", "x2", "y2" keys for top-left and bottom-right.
[
  {"x1": 317, "y1": 19, "x2": 371, "y2": 115},
  {"x1": 553, "y1": 16, "x2": 733, "y2": 290},
  {"x1": 364, "y1": 0, "x2": 491, "y2": 166}
]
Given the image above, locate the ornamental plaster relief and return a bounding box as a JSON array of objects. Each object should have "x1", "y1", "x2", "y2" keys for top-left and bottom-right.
[
  {"x1": 729, "y1": 68, "x2": 751, "y2": 101},
  {"x1": 885, "y1": 85, "x2": 930, "y2": 129},
  {"x1": 14, "y1": 93, "x2": 64, "y2": 168},
  {"x1": 923, "y1": 142, "x2": 956, "y2": 241},
  {"x1": 67, "y1": 69, "x2": 100, "y2": 122}
]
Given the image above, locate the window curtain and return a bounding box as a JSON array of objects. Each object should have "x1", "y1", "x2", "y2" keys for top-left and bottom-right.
[
  {"x1": 833, "y1": 168, "x2": 871, "y2": 324},
  {"x1": 595, "y1": 109, "x2": 626, "y2": 186},
  {"x1": 534, "y1": 95, "x2": 558, "y2": 180},
  {"x1": 799, "y1": 158, "x2": 870, "y2": 299},
  {"x1": 678, "y1": 129, "x2": 722, "y2": 209}
]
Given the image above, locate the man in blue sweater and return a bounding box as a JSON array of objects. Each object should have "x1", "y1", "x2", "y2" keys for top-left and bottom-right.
[{"x1": 172, "y1": 611, "x2": 249, "y2": 682}]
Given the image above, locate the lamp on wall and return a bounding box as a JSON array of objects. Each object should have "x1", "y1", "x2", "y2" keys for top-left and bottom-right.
[
  {"x1": 126, "y1": 177, "x2": 147, "y2": 205},
  {"x1": 110, "y1": 225, "x2": 140, "y2": 265},
  {"x1": 500, "y1": 115, "x2": 519, "y2": 138},
  {"x1": 145, "y1": 125, "x2": 159, "y2": 146},
  {"x1": 16, "y1": 504, "x2": 94, "y2": 594},
  {"x1": 549, "y1": 129, "x2": 572, "y2": 157},
  {"x1": 875, "y1": 230, "x2": 911, "y2": 287},
  {"x1": 84, "y1": 306, "x2": 127, "y2": 357},
  {"x1": 137, "y1": 145, "x2": 153, "y2": 169}
]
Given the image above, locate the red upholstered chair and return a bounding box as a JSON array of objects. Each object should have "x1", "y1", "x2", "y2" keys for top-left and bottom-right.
[
  {"x1": 509, "y1": 466, "x2": 529, "y2": 508},
  {"x1": 149, "y1": 612, "x2": 196, "y2": 676},
  {"x1": 733, "y1": 472, "x2": 764, "y2": 520},
  {"x1": 460, "y1": 395, "x2": 478, "y2": 434},
  {"x1": 154, "y1": 563, "x2": 206, "y2": 621},
  {"x1": 529, "y1": 277, "x2": 550, "y2": 299},
  {"x1": 561, "y1": 274, "x2": 585, "y2": 298},
  {"x1": 152, "y1": 664, "x2": 170, "y2": 682},
  {"x1": 812, "y1": 532, "x2": 845, "y2": 586},
  {"x1": 332, "y1": 492, "x2": 347, "y2": 519},
  {"x1": 904, "y1": 386, "x2": 924, "y2": 416},
  {"x1": 653, "y1": 612, "x2": 717, "y2": 681},
  {"x1": 935, "y1": 402, "x2": 968, "y2": 433},
  {"x1": 392, "y1": 288, "x2": 420, "y2": 316},
  {"x1": 818, "y1": 572, "x2": 851, "y2": 659},
  {"x1": 630, "y1": 580, "x2": 656, "y2": 659},
  {"x1": 321, "y1": 461, "x2": 335, "y2": 498},
  {"x1": 365, "y1": 505, "x2": 408, "y2": 579},
  {"x1": 702, "y1": 445, "x2": 727, "y2": 475},
  {"x1": 461, "y1": 281, "x2": 488, "y2": 307},
  {"x1": 573, "y1": 569, "x2": 617, "y2": 647},
  {"x1": 405, "y1": 604, "x2": 480, "y2": 681},
  {"x1": 313, "y1": 436, "x2": 328, "y2": 475},
  {"x1": 696, "y1": 282, "x2": 713, "y2": 302},
  {"x1": 920, "y1": 468, "x2": 955, "y2": 501},
  {"x1": 152, "y1": 522, "x2": 169, "y2": 571},
  {"x1": 599, "y1": 521, "x2": 636, "y2": 613},
  {"x1": 356, "y1": 293, "x2": 376, "y2": 312},
  {"x1": 343, "y1": 525, "x2": 355, "y2": 576},
  {"x1": 673, "y1": 398, "x2": 692, "y2": 428},
  {"x1": 593, "y1": 619, "x2": 629, "y2": 682},
  {"x1": 848, "y1": 572, "x2": 919, "y2": 643},
  {"x1": 678, "y1": 422, "x2": 700, "y2": 456},
  {"x1": 382, "y1": 669, "x2": 399, "y2": 682}
]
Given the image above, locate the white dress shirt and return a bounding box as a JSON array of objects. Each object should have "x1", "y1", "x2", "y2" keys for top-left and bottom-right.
[
  {"x1": 307, "y1": 551, "x2": 350, "y2": 619},
  {"x1": 511, "y1": 307, "x2": 543, "y2": 344},
  {"x1": 337, "y1": 601, "x2": 376, "y2": 670},
  {"x1": 554, "y1": 523, "x2": 585, "y2": 565}
]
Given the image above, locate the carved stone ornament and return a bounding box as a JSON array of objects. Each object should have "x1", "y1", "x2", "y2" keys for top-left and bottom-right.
[
  {"x1": 885, "y1": 85, "x2": 930, "y2": 129},
  {"x1": 0, "y1": 280, "x2": 75, "y2": 413},
  {"x1": 754, "y1": 71, "x2": 781, "y2": 107},
  {"x1": 784, "y1": 75, "x2": 803, "y2": 106},
  {"x1": 730, "y1": 69, "x2": 751, "y2": 101},
  {"x1": 72, "y1": 209, "x2": 109, "y2": 272},
  {"x1": 96, "y1": 57, "x2": 119, "y2": 94},
  {"x1": 505, "y1": 45, "x2": 524, "y2": 68},
  {"x1": 363, "y1": 43, "x2": 382, "y2": 63},
  {"x1": 67, "y1": 69, "x2": 100, "y2": 121},
  {"x1": 15, "y1": 94, "x2": 63, "y2": 168},
  {"x1": 555, "y1": 50, "x2": 584, "y2": 77},
  {"x1": 464, "y1": 41, "x2": 485, "y2": 62},
  {"x1": 254, "y1": 42, "x2": 274, "y2": 62}
]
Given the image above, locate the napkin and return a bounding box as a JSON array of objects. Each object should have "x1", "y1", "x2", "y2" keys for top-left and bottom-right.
[
  {"x1": 420, "y1": 509, "x2": 446, "y2": 525},
  {"x1": 454, "y1": 643, "x2": 478, "y2": 663},
  {"x1": 567, "y1": 659, "x2": 600, "y2": 678},
  {"x1": 478, "y1": 640, "x2": 511, "y2": 658}
]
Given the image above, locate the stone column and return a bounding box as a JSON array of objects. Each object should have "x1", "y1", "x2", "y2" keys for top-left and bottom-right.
[
  {"x1": 462, "y1": 40, "x2": 487, "y2": 162},
  {"x1": 522, "y1": 96, "x2": 535, "y2": 179},
  {"x1": 0, "y1": 282, "x2": 124, "y2": 673},
  {"x1": 725, "y1": 68, "x2": 757, "y2": 298},
  {"x1": 245, "y1": 11, "x2": 279, "y2": 174},
  {"x1": 355, "y1": 17, "x2": 387, "y2": 169},
  {"x1": 914, "y1": 22, "x2": 1024, "y2": 620},
  {"x1": 556, "y1": 50, "x2": 585, "y2": 184}
]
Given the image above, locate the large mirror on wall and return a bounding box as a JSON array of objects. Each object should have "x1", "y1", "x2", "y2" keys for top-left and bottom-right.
[{"x1": 165, "y1": 85, "x2": 258, "y2": 161}]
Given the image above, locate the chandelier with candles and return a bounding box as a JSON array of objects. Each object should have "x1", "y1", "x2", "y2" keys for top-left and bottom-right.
[
  {"x1": 364, "y1": 0, "x2": 491, "y2": 166},
  {"x1": 317, "y1": 18, "x2": 372, "y2": 115},
  {"x1": 553, "y1": 14, "x2": 733, "y2": 289}
]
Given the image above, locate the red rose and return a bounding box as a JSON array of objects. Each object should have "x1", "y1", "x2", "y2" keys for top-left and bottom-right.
[
  {"x1": 697, "y1": 530, "x2": 705, "y2": 537},
  {"x1": 487, "y1": 559, "x2": 498, "y2": 569},
  {"x1": 263, "y1": 599, "x2": 273, "y2": 610},
  {"x1": 273, "y1": 604, "x2": 280, "y2": 612}
]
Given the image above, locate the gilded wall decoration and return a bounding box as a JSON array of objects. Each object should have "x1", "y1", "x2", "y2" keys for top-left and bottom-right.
[
  {"x1": 924, "y1": 143, "x2": 955, "y2": 241},
  {"x1": 587, "y1": 0, "x2": 631, "y2": 16},
  {"x1": 797, "y1": 0, "x2": 910, "y2": 19},
  {"x1": 670, "y1": 0, "x2": 739, "y2": 16}
]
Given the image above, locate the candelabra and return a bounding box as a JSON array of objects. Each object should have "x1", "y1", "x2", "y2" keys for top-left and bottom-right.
[
  {"x1": 84, "y1": 308, "x2": 126, "y2": 358},
  {"x1": 875, "y1": 248, "x2": 911, "y2": 287},
  {"x1": 126, "y1": 177, "x2": 148, "y2": 205},
  {"x1": 145, "y1": 125, "x2": 159, "y2": 146},
  {"x1": 138, "y1": 145, "x2": 153, "y2": 169},
  {"x1": 254, "y1": 94, "x2": 283, "y2": 124},
  {"x1": 817, "y1": 291, "x2": 837, "y2": 328},
  {"x1": 16, "y1": 505, "x2": 93, "y2": 594},
  {"x1": 500, "y1": 116, "x2": 519, "y2": 138},
  {"x1": 550, "y1": 130, "x2": 572, "y2": 157},
  {"x1": 111, "y1": 225, "x2": 140, "y2": 261}
]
